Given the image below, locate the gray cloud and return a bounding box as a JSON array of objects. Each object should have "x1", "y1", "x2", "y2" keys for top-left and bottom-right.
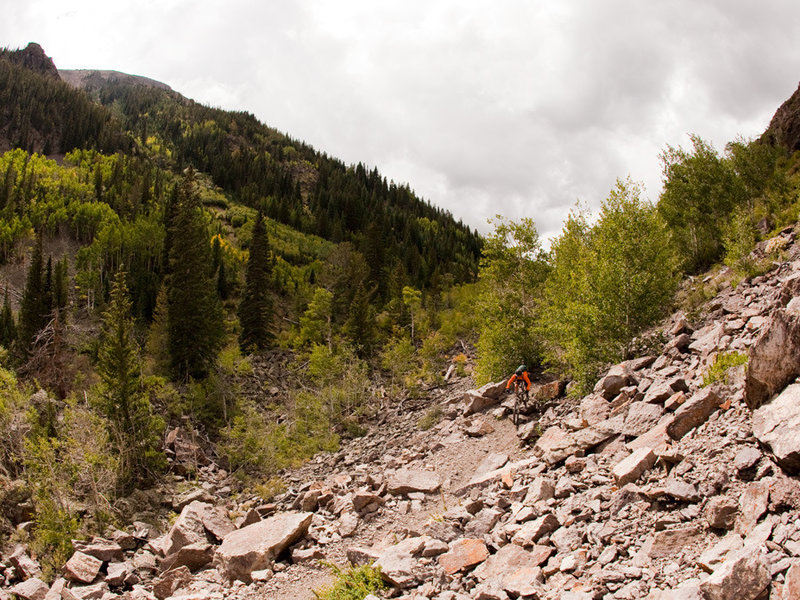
[{"x1": 3, "y1": 0, "x2": 799, "y2": 240}]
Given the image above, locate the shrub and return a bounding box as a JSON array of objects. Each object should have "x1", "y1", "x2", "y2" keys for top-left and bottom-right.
[
  {"x1": 313, "y1": 563, "x2": 387, "y2": 600},
  {"x1": 703, "y1": 351, "x2": 749, "y2": 387}
]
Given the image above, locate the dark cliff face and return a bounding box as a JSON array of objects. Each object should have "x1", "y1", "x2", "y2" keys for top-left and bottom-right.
[
  {"x1": 762, "y1": 81, "x2": 800, "y2": 152},
  {"x1": 7, "y1": 42, "x2": 60, "y2": 80}
]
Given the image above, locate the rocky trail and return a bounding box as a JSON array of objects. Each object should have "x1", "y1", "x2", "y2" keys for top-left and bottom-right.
[{"x1": 4, "y1": 224, "x2": 800, "y2": 600}]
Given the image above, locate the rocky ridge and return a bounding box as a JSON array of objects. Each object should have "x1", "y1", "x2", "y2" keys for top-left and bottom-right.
[{"x1": 3, "y1": 225, "x2": 800, "y2": 600}]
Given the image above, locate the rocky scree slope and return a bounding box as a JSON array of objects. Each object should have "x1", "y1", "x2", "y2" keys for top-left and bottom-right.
[{"x1": 3, "y1": 225, "x2": 800, "y2": 600}]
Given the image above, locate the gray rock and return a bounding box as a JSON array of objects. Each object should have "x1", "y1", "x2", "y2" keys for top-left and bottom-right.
[
  {"x1": 666, "y1": 387, "x2": 723, "y2": 440},
  {"x1": 10, "y1": 578, "x2": 49, "y2": 600},
  {"x1": 744, "y1": 275, "x2": 800, "y2": 410},
  {"x1": 698, "y1": 548, "x2": 770, "y2": 600},
  {"x1": 612, "y1": 447, "x2": 656, "y2": 487},
  {"x1": 752, "y1": 383, "x2": 800, "y2": 473},
  {"x1": 387, "y1": 469, "x2": 441, "y2": 495},
  {"x1": 215, "y1": 511, "x2": 313, "y2": 582},
  {"x1": 622, "y1": 402, "x2": 665, "y2": 437}
]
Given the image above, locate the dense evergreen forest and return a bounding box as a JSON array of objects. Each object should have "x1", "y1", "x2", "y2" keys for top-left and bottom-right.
[{"x1": 2, "y1": 42, "x2": 800, "y2": 575}]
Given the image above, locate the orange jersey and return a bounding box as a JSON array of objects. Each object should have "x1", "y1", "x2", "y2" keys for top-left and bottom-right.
[{"x1": 506, "y1": 371, "x2": 531, "y2": 390}]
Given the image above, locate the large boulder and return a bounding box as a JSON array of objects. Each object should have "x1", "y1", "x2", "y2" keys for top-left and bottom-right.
[
  {"x1": 462, "y1": 381, "x2": 507, "y2": 415},
  {"x1": 744, "y1": 275, "x2": 800, "y2": 410},
  {"x1": 666, "y1": 387, "x2": 723, "y2": 440},
  {"x1": 752, "y1": 383, "x2": 800, "y2": 473},
  {"x1": 215, "y1": 511, "x2": 312, "y2": 582},
  {"x1": 164, "y1": 501, "x2": 210, "y2": 556}
]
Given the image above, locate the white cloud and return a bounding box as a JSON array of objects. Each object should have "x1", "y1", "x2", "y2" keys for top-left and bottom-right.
[{"x1": 2, "y1": 0, "x2": 799, "y2": 239}]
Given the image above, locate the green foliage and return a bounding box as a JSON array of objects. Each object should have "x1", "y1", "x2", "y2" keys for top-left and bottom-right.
[
  {"x1": 539, "y1": 179, "x2": 679, "y2": 390},
  {"x1": 417, "y1": 405, "x2": 443, "y2": 431},
  {"x1": 380, "y1": 335, "x2": 418, "y2": 392},
  {"x1": 703, "y1": 351, "x2": 749, "y2": 387},
  {"x1": 167, "y1": 169, "x2": 224, "y2": 381},
  {"x1": 474, "y1": 216, "x2": 548, "y2": 384},
  {"x1": 95, "y1": 270, "x2": 164, "y2": 490},
  {"x1": 658, "y1": 135, "x2": 747, "y2": 273},
  {"x1": 238, "y1": 211, "x2": 273, "y2": 351},
  {"x1": 313, "y1": 563, "x2": 387, "y2": 600}
]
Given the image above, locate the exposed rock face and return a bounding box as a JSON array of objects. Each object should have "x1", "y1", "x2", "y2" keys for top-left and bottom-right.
[
  {"x1": 744, "y1": 275, "x2": 800, "y2": 410},
  {"x1": 752, "y1": 383, "x2": 800, "y2": 473},
  {"x1": 7, "y1": 43, "x2": 60, "y2": 79},
  {"x1": 763, "y1": 81, "x2": 800, "y2": 152}
]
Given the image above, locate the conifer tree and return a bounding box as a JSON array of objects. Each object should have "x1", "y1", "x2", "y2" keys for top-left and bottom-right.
[
  {"x1": 0, "y1": 287, "x2": 15, "y2": 348},
  {"x1": 166, "y1": 169, "x2": 224, "y2": 379},
  {"x1": 238, "y1": 211, "x2": 273, "y2": 351},
  {"x1": 16, "y1": 233, "x2": 47, "y2": 359},
  {"x1": 97, "y1": 269, "x2": 163, "y2": 489}
]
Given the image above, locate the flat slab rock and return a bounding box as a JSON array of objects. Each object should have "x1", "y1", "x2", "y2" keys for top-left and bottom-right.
[
  {"x1": 387, "y1": 469, "x2": 441, "y2": 495},
  {"x1": 215, "y1": 511, "x2": 313, "y2": 582}
]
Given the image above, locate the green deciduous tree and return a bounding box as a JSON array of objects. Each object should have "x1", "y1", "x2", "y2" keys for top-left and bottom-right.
[
  {"x1": 540, "y1": 179, "x2": 679, "y2": 389},
  {"x1": 474, "y1": 216, "x2": 549, "y2": 384},
  {"x1": 658, "y1": 135, "x2": 746, "y2": 272}
]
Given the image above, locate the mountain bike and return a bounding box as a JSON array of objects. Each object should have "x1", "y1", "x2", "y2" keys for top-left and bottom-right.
[{"x1": 511, "y1": 380, "x2": 529, "y2": 428}]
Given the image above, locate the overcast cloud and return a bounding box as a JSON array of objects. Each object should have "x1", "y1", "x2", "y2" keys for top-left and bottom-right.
[{"x1": 3, "y1": 0, "x2": 800, "y2": 239}]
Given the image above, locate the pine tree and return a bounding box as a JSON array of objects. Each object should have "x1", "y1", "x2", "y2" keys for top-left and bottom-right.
[
  {"x1": 0, "y1": 287, "x2": 15, "y2": 348},
  {"x1": 166, "y1": 169, "x2": 224, "y2": 379},
  {"x1": 97, "y1": 269, "x2": 164, "y2": 489},
  {"x1": 15, "y1": 233, "x2": 47, "y2": 359},
  {"x1": 238, "y1": 211, "x2": 273, "y2": 351}
]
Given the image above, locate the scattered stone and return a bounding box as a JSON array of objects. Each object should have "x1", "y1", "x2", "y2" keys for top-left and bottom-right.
[
  {"x1": 439, "y1": 538, "x2": 489, "y2": 575},
  {"x1": 387, "y1": 469, "x2": 441, "y2": 495},
  {"x1": 64, "y1": 551, "x2": 103, "y2": 584},
  {"x1": 698, "y1": 549, "x2": 770, "y2": 600},
  {"x1": 705, "y1": 497, "x2": 739, "y2": 530},
  {"x1": 613, "y1": 447, "x2": 656, "y2": 487},
  {"x1": 667, "y1": 387, "x2": 723, "y2": 440},
  {"x1": 10, "y1": 578, "x2": 49, "y2": 600}
]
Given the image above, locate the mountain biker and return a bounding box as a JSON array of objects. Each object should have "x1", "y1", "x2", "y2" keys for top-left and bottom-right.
[{"x1": 506, "y1": 364, "x2": 531, "y2": 396}]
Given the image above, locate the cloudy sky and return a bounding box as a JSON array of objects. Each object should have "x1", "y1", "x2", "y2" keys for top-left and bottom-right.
[{"x1": 3, "y1": 1, "x2": 800, "y2": 239}]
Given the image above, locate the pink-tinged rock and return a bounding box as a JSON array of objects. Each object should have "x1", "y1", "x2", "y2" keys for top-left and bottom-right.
[
  {"x1": 644, "y1": 584, "x2": 703, "y2": 599},
  {"x1": 698, "y1": 549, "x2": 770, "y2": 600},
  {"x1": 704, "y1": 497, "x2": 739, "y2": 530},
  {"x1": 744, "y1": 277, "x2": 800, "y2": 410},
  {"x1": 152, "y1": 565, "x2": 192, "y2": 600},
  {"x1": 387, "y1": 469, "x2": 441, "y2": 495},
  {"x1": 536, "y1": 380, "x2": 563, "y2": 402},
  {"x1": 511, "y1": 513, "x2": 560, "y2": 547},
  {"x1": 72, "y1": 538, "x2": 125, "y2": 563},
  {"x1": 44, "y1": 578, "x2": 78, "y2": 600},
  {"x1": 10, "y1": 578, "x2": 49, "y2": 600},
  {"x1": 594, "y1": 363, "x2": 634, "y2": 399},
  {"x1": 158, "y1": 541, "x2": 213, "y2": 573},
  {"x1": 68, "y1": 582, "x2": 109, "y2": 600},
  {"x1": 612, "y1": 447, "x2": 656, "y2": 487},
  {"x1": 352, "y1": 490, "x2": 384, "y2": 513},
  {"x1": 462, "y1": 381, "x2": 506, "y2": 415},
  {"x1": 644, "y1": 526, "x2": 705, "y2": 560},
  {"x1": 473, "y1": 544, "x2": 547, "y2": 581},
  {"x1": 580, "y1": 394, "x2": 611, "y2": 425},
  {"x1": 784, "y1": 562, "x2": 800, "y2": 600},
  {"x1": 439, "y1": 539, "x2": 489, "y2": 575},
  {"x1": 697, "y1": 534, "x2": 744, "y2": 573},
  {"x1": 10, "y1": 545, "x2": 41, "y2": 579},
  {"x1": 666, "y1": 387, "x2": 723, "y2": 440},
  {"x1": 64, "y1": 551, "x2": 103, "y2": 584},
  {"x1": 626, "y1": 417, "x2": 673, "y2": 453},
  {"x1": 622, "y1": 402, "x2": 665, "y2": 437},
  {"x1": 104, "y1": 562, "x2": 131, "y2": 587},
  {"x1": 752, "y1": 383, "x2": 800, "y2": 473},
  {"x1": 738, "y1": 481, "x2": 770, "y2": 533},
  {"x1": 216, "y1": 511, "x2": 313, "y2": 582},
  {"x1": 502, "y1": 566, "x2": 544, "y2": 597},
  {"x1": 375, "y1": 537, "x2": 427, "y2": 588},
  {"x1": 164, "y1": 501, "x2": 210, "y2": 556},
  {"x1": 201, "y1": 504, "x2": 236, "y2": 541}
]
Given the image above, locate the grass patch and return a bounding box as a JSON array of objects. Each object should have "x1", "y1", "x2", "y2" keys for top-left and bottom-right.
[
  {"x1": 313, "y1": 563, "x2": 387, "y2": 600},
  {"x1": 417, "y1": 405, "x2": 443, "y2": 431},
  {"x1": 703, "y1": 351, "x2": 749, "y2": 387}
]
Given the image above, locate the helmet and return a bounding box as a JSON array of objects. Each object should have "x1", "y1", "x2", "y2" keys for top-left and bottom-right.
[{"x1": 515, "y1": 365, "x2": 527, "y2": 375}]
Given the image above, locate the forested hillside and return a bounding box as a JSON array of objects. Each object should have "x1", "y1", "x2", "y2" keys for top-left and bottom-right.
[{"x1": 2, "y1": 41, "x2": 800, "y2": 587}]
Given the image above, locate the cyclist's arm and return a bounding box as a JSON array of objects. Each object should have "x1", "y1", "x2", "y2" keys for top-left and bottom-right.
[{"x1": 506, "y1": 374, "x2": 517, "y2": 389}]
